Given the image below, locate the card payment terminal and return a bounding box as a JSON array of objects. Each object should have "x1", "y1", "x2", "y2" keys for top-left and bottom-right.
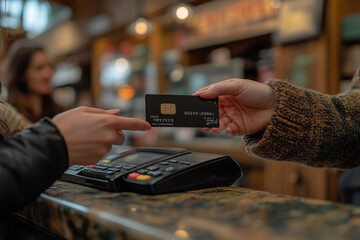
[{"x1": 61, "y1": 148, "x2": 243, "y2": 194}]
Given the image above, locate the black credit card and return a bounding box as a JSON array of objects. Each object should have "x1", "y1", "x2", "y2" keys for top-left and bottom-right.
[{"x1": 146, "y1": 94, "x2": 219, "y2": 128}]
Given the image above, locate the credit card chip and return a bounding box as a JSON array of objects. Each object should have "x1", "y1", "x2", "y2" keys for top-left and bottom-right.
[{"x1": 161, "y1": 103, "x2": 176, "y2": 115}]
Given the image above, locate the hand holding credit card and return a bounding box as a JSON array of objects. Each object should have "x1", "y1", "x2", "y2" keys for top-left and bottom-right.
[{"x1": 146, "y1": 94, "x2": 219, "y2": 128}]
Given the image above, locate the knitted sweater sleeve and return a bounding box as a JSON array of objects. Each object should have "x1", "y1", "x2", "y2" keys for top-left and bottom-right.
[{"x1": 243, "y1": 74, "x2": 360, "y2": 169}]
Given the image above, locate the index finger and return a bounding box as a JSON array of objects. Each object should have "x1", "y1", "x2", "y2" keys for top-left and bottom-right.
[
  {"x1": 76, "y1": 106, "x2": 121, "y2": 115},
  {"x1": 111, "y1": 116, "x2": 151, "y2": 131}
]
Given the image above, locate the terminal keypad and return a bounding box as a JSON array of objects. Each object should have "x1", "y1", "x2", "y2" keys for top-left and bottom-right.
[{"x1": 127, "y1": 159, "x2": 194, "y2": 181}]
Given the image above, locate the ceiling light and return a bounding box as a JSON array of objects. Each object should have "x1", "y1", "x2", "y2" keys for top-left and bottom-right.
[
  {"x1": 172, "y1": 3, "x2": 194, "y2": 22},
  {"x1": 128, "y1": 17, "x2": 153, "y2": 36}
]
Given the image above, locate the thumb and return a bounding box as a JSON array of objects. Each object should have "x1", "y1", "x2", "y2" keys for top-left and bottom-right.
[{"x1": 195, "y1": 82, "x2": 241, "y2": 98}]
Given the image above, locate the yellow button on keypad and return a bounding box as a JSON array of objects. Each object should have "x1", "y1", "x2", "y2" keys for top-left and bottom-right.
[
  {"x1": 102, "y1": 160, "x2": 111, "y2": 163},
  {"x1": 136, "y1": 175, "x2": 151, "y2": 181}
]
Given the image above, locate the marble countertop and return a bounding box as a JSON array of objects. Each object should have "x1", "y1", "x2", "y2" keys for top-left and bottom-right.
[{"x1": 17, "y1": 181, "x2": 360, "y2": 240}]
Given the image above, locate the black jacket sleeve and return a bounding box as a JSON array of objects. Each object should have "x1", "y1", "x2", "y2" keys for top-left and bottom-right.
[{"x1": 0, "y1": 118, "x2": 68, "y2": 218}]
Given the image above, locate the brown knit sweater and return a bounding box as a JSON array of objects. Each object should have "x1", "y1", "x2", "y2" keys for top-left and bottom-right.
[{"x1": 243, "y1": 71, "x2": 360, "y2": 169}]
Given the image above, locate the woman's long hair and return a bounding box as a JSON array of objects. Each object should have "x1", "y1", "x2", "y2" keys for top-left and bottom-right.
[{"x1": 5, "y1": 42, "x2": 62, "y2": 122}]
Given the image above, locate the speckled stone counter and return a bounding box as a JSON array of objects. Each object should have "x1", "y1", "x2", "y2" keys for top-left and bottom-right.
[{"x1": 17, "y1": 181, "x2": 360, "y2": 240}]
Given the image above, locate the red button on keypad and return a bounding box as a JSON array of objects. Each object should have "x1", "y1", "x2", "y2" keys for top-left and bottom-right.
[{"x1": 128, "y1": 172, "x2": 140, "y2": 179}]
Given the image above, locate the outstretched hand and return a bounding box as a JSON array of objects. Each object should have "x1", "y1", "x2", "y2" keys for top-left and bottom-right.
[
  {"x1": 194, "y1": 79, "x2": 275, "y2": 136},
  {"x1": 53, "y1": 106, "x2": 151, "y2": 165}
]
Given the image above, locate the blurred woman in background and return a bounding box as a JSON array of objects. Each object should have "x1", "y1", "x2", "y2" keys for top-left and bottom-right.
[{"x1": 5, "y1": 40, "x2": 63, "y2": 122}]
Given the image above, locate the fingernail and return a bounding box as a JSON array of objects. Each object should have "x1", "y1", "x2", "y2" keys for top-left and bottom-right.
[
  {"x1": 108, "y1": 109, "x2": 120, "y2": 114},
  {"x1": 194, "y1": 89, "x2": 207, "y2": 95}
]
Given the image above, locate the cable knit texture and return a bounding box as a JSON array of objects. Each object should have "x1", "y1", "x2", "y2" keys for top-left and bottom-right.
[{"x1": 243, "y1": 71, "x2": 360, "y2": 169}]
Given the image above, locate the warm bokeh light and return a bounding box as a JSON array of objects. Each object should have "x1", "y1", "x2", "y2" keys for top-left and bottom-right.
[
  {"x1": 128, "y1": 17, "x2": 152, "y2": 36},
  {"x1": 135, "y1": 19, "x2": 148, "y2": 35},
  {"x1": 117, "y1": 84, "x2": 136, "y2": 100},
  {"x1": 174, "y1": 230, "x2": 189, "y2": 239},
  {"x1": 176, "y1": 6, "x2": 190, "y2": 20},
  {"x1": 173, "y1": 3, "x2": 193, "y2": 22}
]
